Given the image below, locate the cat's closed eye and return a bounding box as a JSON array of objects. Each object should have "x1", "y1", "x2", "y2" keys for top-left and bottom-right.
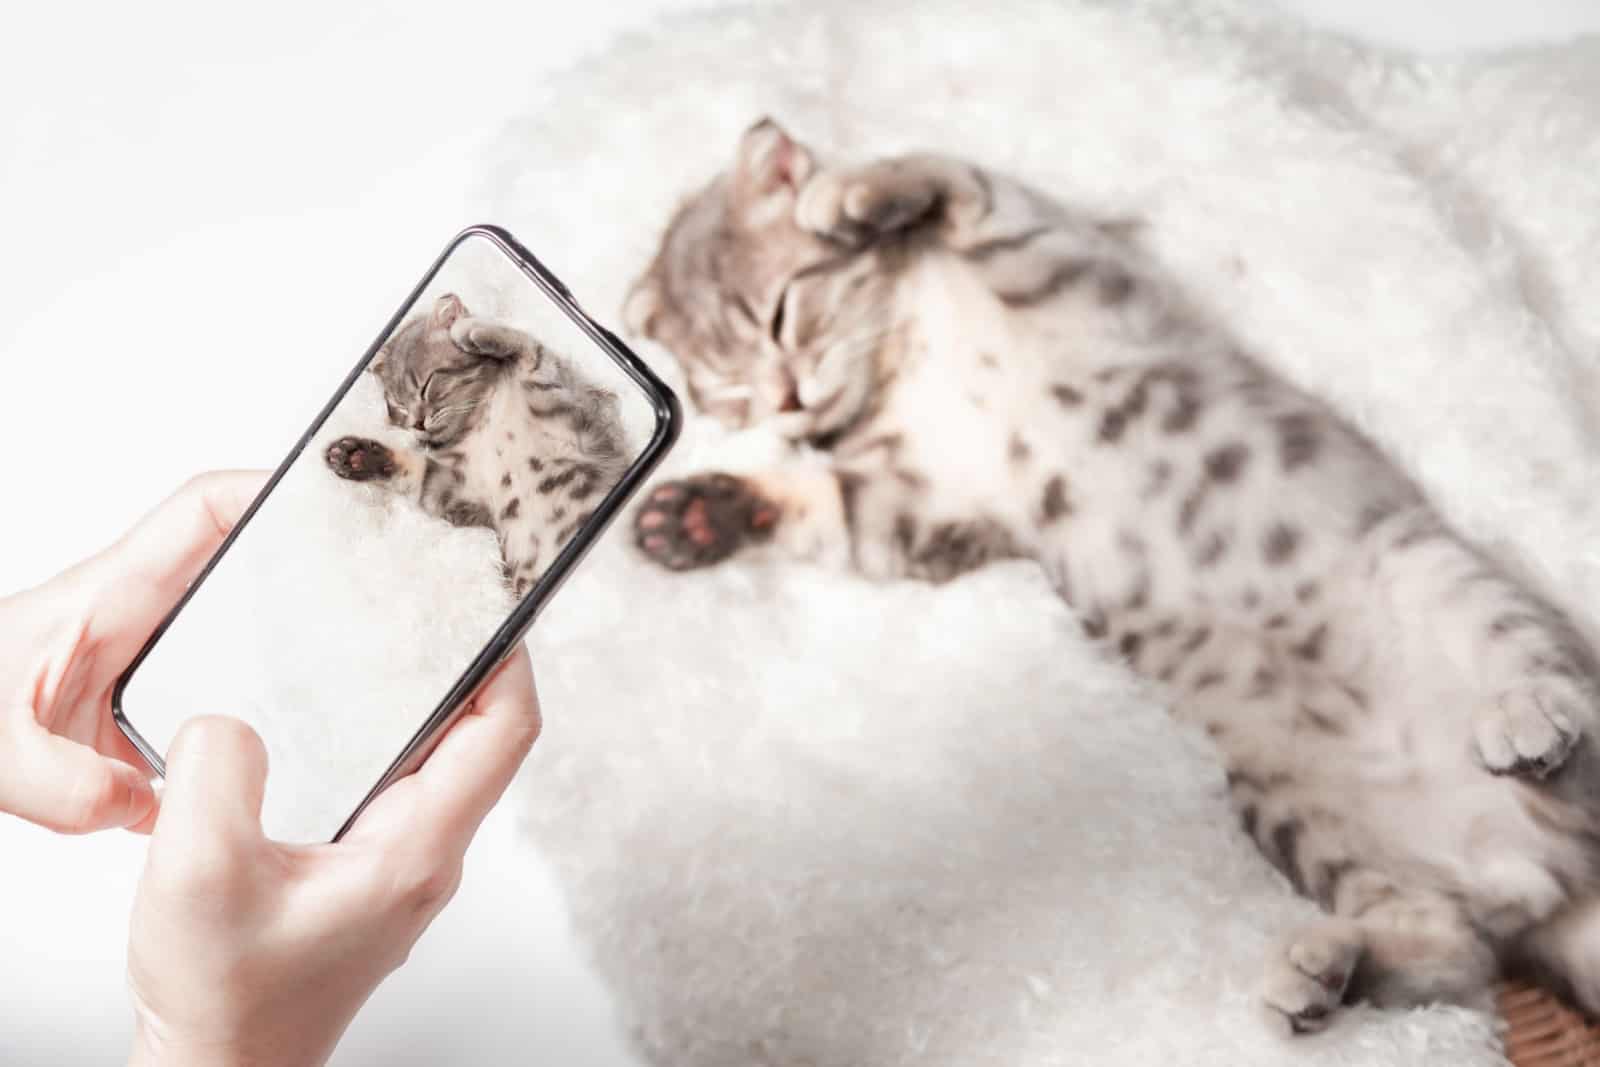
[
  {"x1": 768, "y1": 283, "x2": 790, "y2": 346},
  {"x1": 731, "y1": 293, "x2": 760, "y2": 329},
  {"x1": 422, "y1": 368, "x2": 471, "y2": 402}
]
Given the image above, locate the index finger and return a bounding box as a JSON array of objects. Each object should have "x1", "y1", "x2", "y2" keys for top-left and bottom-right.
[
  {"x1": 85, "y1": 470, "x2": 270, "y2": 643},
  {"x1": 349, "y1": 645, "x2": 541, "y2": 853}
]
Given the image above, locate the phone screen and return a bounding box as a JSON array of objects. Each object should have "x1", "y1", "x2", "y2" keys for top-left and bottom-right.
[{"x1": 115, "y1": 228, "x2": 676, "y2": 843}]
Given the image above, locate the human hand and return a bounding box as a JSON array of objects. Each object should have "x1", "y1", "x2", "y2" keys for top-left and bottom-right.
[
  {"x1": 127, "y1": 646, "x2": 540, "y2": 1067},
  {"x1": 0, "y1": 471, "x2": 266, "y2": 834}
]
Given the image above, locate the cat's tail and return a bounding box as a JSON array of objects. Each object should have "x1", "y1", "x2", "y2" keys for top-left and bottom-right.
[
  {"x1": 1504, "y1": 895, "x2": 1600, "y2": 1018},
  {"x1": 1498, "y1": 754, "x2": 1600, "y2": 1018}
]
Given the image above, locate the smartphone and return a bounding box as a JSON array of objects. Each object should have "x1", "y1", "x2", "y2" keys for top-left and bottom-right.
[{"x1": 113, "y1": 225, "x2": 680, "y2": 843}]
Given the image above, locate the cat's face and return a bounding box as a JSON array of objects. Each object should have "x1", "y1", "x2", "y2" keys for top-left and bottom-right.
[
  {"x1": 370, "y1": 293, "x2": 506, "y2": 449},
  {"x1": 625, "y1": 119, "x2": 889, "y2": 440}
]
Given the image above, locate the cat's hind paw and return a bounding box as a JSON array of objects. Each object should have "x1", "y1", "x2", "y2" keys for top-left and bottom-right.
[
  {"x1": 634, "y1": 473, "x2": 778, "y2": 571},
  {"x1": 1474, "y1": 678, "x2": 1586, "y2": 779},
  {"x1": 1262, "y1": 920, "x2": 1363, "y2": 1035},
  {"x1": 325, "y1": 436, "x2": 397, "y2": 482}
]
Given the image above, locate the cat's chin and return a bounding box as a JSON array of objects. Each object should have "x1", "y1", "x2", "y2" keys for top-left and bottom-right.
[
  {"x1": 769, "y1": 410, "x2": 819, "y2": 442},
  {"x1": 414, "y1": 432, "x2": 457, "y2": 452}
]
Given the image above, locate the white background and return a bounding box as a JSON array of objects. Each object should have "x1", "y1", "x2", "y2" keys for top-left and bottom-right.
[{"x1": 1, "y1": 2, "x2": 1596, "y2": 1064}]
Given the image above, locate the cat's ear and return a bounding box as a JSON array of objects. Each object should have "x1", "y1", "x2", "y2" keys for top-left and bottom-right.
[
  {"x1": 431, "y1": 292, "x2": 468, "y2": 329},
  {"x1": 735, "y1": 116, "x2": 815, "y2": 197},
  {"x1": 368, "y1": 343, "x2": 390, "y2": 376},
  {"x1": 623, "y1": 275, "x2": 663, "y2": 339}
]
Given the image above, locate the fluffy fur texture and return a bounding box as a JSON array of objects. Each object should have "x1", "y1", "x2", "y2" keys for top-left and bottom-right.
[
  {"x1": 326, "y1": 292, "x2": 629, "y2": 597},
  {"x1": 623, "y1": 120, "x2": 1600, "y2": 1030},
  {"x1": 477, "y1": 1, "x2": 1600, "y2": 1062}
]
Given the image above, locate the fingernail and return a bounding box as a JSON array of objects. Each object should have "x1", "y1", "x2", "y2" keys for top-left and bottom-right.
[{"x1": 114, "y1": 765, "x2": 157, "y2": 827}]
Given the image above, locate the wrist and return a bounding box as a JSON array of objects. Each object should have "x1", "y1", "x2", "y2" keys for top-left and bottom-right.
[
  {"x1": 128, "y1": 1011, "x2": 339, "y2": 1067},
  {"x1": 128, "y1": 1022, "x2": 246, "y2": 1067}
]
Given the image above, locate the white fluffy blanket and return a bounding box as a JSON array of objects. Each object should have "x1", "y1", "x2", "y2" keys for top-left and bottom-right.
[{"x1": 477, "y1": 2, "x2": 1600, "y2": 1063}]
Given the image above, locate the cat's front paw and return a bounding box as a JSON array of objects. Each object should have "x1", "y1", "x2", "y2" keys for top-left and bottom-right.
[
  {"x1": 325, "y1": 436, "x2": 397, "y2": 482},
  {"x1": 449, "y1": 318, "x2": 523, "y2": 360},
  {"x1": 1474, "y1": 678, "x2": 1587, "y2": 779},
  {"x1": 634, "y1": 473, "x2": 778, "y2": 571},
  {"x1": 1262, "y1": 920, "x2": 1363, "y2": 1035},
  {"x1": 796, "y1": 163, "x2": 940, "y2": 247}
]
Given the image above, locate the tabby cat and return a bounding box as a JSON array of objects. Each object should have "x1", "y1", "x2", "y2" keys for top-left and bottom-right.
[
  {"x1": 624, "y1": 118, "x2": 1600, "y2": 1030},
  {"x1": 325, "y1": 292, "x2": 627, "y2": 597}
]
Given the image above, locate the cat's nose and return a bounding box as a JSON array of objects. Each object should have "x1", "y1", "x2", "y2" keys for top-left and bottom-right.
[{"x1": 777, "y1": 368, "x2": 802, "y2": 413}]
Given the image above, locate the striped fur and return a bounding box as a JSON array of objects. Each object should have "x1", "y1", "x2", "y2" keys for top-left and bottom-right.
[
  {"x1": 326, "y1": 293, "x2": 628, "y2": 597},
  {"x1": 625, "y1": 119, "x2": 1600, "y2": 1030}
]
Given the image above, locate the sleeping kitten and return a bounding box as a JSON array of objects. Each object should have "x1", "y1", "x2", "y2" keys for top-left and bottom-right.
[
  {"x1": 324, "y1": 293, "x2": 627, "y2": 597},
  {"x1": 624, "y1": 118, "x2": 1600, "y2": 1030}
]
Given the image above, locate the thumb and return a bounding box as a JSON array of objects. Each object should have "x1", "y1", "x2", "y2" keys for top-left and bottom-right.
[
  {"x1": 1, "y1": 725, "x2": 156, "y2": 834},
  {"x1": 154, "y1": 716, "x2": 269, "y2": 851}
]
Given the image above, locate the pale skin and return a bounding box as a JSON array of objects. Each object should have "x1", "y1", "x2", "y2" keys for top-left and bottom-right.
[{"x1": 0, "y1": 472, "x2": 542, "y2": 1067}]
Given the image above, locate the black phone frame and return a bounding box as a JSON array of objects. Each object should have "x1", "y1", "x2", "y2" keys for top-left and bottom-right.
[{"x1": 112, "y1": 224, "x2": 681, "y2": 841}]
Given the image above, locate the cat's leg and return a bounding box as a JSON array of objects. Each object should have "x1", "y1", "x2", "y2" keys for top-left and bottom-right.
[
  {"x1": 449, "y1": 317, "x2": 534, "y2": 363},
  {"x1": 324, "y1": 436, "x2": 422, "y2": 494},
  {"x1": 1218, "y1": 758, "x2": 1374, "y2": 1030},
  {"x1": 1365, "y1": 505, "x2": 1598, "y2": 780},
  {"x1": 796, "y1": 154, "x2": 1145, "y2": 312},
  {"x1": 632, "y1": 469, "x2": 823, "y2": 572},
  {"x1": 795, "y1": 152, "x2": 1082, "y2": 257},
  {"x1": 1509, "y1": 896, "x2": 1600, "y2": 1016},
  {"x1": 1224, "y1": 759, "x2": 1496, "y2": 1028},
  {"x1": 798, "y1": 154, "x2": 1017, "y2": 246},
  {"x1": 1184, "y1": 651, "x2": 1499, "y2": 1031},
  {"x1": 416, "y1": 463, "x2": 492, "y2": 531},
  {"x1": 325, "y1": 436, "x2": 493, "y2": 532},
  {"x1": 1262, "y1": 876, "x2": 1497, "y2": 1032},
  {"x1": 635, "y1": 466, "x2": 1008, "y2": 581}
]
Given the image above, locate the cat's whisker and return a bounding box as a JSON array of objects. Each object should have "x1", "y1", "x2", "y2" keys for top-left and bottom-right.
[
  {"x1": 422, "y1": 402, "x2": 482, "y2": 427},
  {"x1": 356, "y1": 300, "x2": 629, "y2": 598},
  {"x1": 808, "y1": 319, "x2": 898, "y2": 376},
  {"x1": 624, "y1": 130, "x2": 1600, "y2": 1036},
  {"x1": 701, "y1": 382, "x2": 756, "y2": 401}
]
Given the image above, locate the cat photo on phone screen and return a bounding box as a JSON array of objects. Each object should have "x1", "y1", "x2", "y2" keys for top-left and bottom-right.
[
  {"x1": 323, "y1": 291, "x2": 630, "y2": 599},
  {"x1": 116, "y1": 232, "x2": 658, "y2": 843}
]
